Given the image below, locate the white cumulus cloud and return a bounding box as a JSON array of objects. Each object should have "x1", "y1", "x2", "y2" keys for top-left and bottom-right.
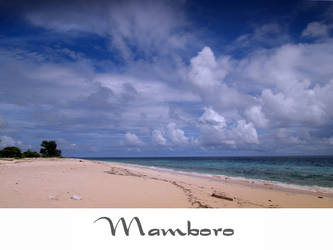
[
  {"x1": 167, "y1": 123, "x2": 189, "y2": 145},
  {"x1": 188, "y1": 46, "x2": 229, "y2": 88},
  {"x1": 152, "y1": 129, "x2": 167, "y2": 146},
  {"x1": 0, "y1": 135, "x2": 29, "y2": 150},
  {"x1": 197, "y1": 108, "x2": 259, "y2": 147},
  {"x1": 302, "y1": 22, "x2": 330, "y2": 38},
  {"x1": 244, "y1": 106, "x2": 269, "y2": 128},
  {"x1": 122, "y1": 132, "x2": 145, "y2": 147},
  {"x1": 233, "y1": 120, "x2": 259, "y2": 145},
  {"x1": 199, "y1": 107, "x2": 226, "y2": 129}
]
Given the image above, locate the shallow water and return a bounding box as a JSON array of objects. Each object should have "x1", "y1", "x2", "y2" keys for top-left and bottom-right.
[{"x1": 84, "y1": 156, "x2": 333, "y2": 189}]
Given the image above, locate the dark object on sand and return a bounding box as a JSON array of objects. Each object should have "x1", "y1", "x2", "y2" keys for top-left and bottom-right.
[
  {"x1": 211, "y1": 193, "x2": 233, "y2": 201},
  {"x1": 318, "y1": 196, "x2": 323, "y2": 199}
]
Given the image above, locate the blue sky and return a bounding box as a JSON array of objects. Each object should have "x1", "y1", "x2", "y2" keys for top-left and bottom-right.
[{"x1": 1, "y1": 0, "x2": 333, "y2": 157}]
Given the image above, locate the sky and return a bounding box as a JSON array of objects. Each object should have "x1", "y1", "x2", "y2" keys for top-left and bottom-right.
[{"x1": 0, "y1": 0, "x2": 333, "y2": 157}]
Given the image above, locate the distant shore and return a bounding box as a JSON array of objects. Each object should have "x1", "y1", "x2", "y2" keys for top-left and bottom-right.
[{"x1": 0, "y1": 157, "x2": 332, "y2": 208}]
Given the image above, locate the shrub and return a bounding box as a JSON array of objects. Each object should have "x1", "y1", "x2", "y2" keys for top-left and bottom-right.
[
  {"x1": 22, "y1": 150, "x2": 40, "y2": 158},
  {"x1": 0, "y1": 146, "x2": 22, "y2": 158}
]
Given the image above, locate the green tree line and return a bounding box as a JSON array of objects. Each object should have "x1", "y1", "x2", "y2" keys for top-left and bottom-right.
[{"x1": 0, "y1": 140, "x2": 62, "y2": 158}]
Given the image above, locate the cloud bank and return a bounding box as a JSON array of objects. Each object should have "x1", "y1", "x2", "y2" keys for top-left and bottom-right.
[{"x1": 0, "y1": 0, "x2": 333, "y2": 156}]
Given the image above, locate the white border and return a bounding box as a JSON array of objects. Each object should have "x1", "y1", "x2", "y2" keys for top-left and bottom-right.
[{"x1": 0, "y1": 209, "x2": 332, "y2": 250}]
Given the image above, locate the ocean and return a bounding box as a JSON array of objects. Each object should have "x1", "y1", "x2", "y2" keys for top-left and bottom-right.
[{"x1": 84, "y1": 156, "x2": 333, "y2": 192}]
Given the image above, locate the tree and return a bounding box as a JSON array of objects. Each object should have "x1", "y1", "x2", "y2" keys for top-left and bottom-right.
[
  {"x1": 40, "y1": 140, "x2": 61, "y2": 157},
  {"x1": 22, "y1": 150, "x2": 40, "y2": 158},
  {"x1": 0, "y1": 146, "x2": 22, "y2": 158}
]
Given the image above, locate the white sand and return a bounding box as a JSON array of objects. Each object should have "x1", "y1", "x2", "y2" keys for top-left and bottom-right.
[{"x1": 0, "y1": 158, "x2": 332, "y2": 208}]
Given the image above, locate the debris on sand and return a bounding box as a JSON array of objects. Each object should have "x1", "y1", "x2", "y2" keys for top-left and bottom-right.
[
  {"x1": 71, "y1": 195, "x2": 81, "y2": 200},
  {"x1": 211, "y1": 192, "x2": 233, "y2": 201},
  {"x1": 48, "y1": 195, "x2": 57, "y2": 200}
]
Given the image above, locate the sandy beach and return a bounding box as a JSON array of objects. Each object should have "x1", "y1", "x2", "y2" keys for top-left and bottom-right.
[{"x1": 0, "y1": 157, "x2": 332, "y2": 208}]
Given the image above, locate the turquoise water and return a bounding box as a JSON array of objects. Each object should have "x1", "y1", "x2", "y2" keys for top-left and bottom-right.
[{"x1": 85, "y1": 156, "x2": 333, "y2": 189}]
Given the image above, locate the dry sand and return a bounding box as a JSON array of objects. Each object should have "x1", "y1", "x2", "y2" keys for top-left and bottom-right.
[{"x1": 0, "y1": 158, "x2": 332, "y2": 208}]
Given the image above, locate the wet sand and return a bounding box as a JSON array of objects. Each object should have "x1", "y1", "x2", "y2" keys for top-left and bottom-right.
[{"x1": 0, "y1": 158, "x2": 332, "y2": 208}]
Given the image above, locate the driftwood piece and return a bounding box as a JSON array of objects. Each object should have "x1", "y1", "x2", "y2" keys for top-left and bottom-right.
[{"x1": 211, "y1": 192, "x2": 233, "y2": 201}]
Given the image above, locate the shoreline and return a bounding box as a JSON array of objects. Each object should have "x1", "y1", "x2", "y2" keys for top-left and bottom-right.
[
  {"x1": 90, "y1": 159, "x2": 333, "y2": 196},
  {"x1": 0, "y1": 157, "x2": 333, "y2": 208}
]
